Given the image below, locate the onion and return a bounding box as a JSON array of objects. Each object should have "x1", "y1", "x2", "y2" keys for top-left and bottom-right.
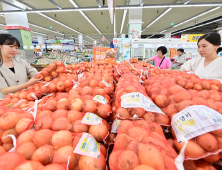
[
  {"x1": 52, "y1": 146, "x2": 77, "y2": 169},
  {"x1": 33, "y1": 129, "x2": 53, "y2": 148},
  {"x1": 67, "y1": 111, "x2": 84, "y2": 123},
  {"x1": 0, "y1": 152, "x2": 26, "y2": 170},
  {"x1": 52, "y1": 130, "x2": 73, "y2": 149},
  {"x1": 36, "y1": 117, "x2": 53, "y2": 130},
  {"x1": 17, "y1": 130, "x2": 36, "y2": 146},
  {"x1": 52, "y1": 117, "x2": 72, "y2": 131},
  {"x1": 2, "y1": 128, "x2": 18, "y2": 143},
  {"x1": 15, "y1": 118, "x2": 34, "y2": 134},
  {"x1": 31, "y1": 145, "x2": 55, "y2": 166},
  {"x1": 16, "y1": 142, "x2": 37, "y2": 160},
  {"x1": 40, "y1": 164, "x2": 66, "y2": 170},
  {"x1": 0, "y1": 112, "x2": 21, "y2": 130}
]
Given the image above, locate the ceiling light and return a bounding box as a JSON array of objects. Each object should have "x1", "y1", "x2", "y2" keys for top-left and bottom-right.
[
  {"x1": 160, "y1": 30, "x2": 167, "y2": 33},
  {"x1": 147, "y1": 34, "x2": 155, "y2": 38},
  {"x1": 173, "y1": 7, "x2": 220, "y2": 27},
  {"x1": 31, "y1": 31, "x2": 47, "y2": 36},
  {"x1": 104, "y1": 36, "x2": 110, "y2": 43},
  {"x1": 172, "y1": 18, "x2": 222, "y2": 35},
  {"x1": 37, "y1": 13, "x2": 82, "y2": 34},
  {"x1": 120, "y1": 9, "x2": 127, "y2": 34},
  {"x1": 69, "y1": 0, "x2": 78, "y2": 8},
  {"x1": 29, "y1": 23, "x2": 64, "y2": 35},
  {"x1": 143, "y1": 8, "x2": 172, "y2": 31},
  {"x1": 12, "y1": 0, "x2": 32, "y2": 9},
  {"x1": 69, "y1": 0, "x2": 101, "y2": 34}
]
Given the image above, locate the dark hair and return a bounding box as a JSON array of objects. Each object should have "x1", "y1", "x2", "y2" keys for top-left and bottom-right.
[
  {"x1": 198, "y1": 32, "x2": 221, "y2": 46},
  {"x1": 0, "y1": 34, "x2": 20, "y2": 66},
  {"x1": 177, "y1": 48, "x2": 184, "y2": 53},
  {"x1": 217, "y1": 47, "x2": 222, "y2": 54},
  {"x1": 157, "y1": 46, "x2": 167, "y2": 55}
]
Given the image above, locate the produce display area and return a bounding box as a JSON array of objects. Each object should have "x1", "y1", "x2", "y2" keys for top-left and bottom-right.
[{"x1": 0, "y1": 59, "x2": 222, "y2": 170}]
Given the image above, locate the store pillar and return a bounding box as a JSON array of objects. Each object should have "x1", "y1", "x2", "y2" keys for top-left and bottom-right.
[
  {"x1": 121, "y1": 34, "x2": 126, "y2": 38},
  {"x1": 78, "y1": 35, "x2": 83, "y2": 51},
  {"x1": 165, "y1": 32, "x2": 172, "y2": 38},
  {"x1": 1, "y1": 0, "x2": 34, "y2": 59},
  {"x1": 128, "y1": 0, "x2": 143, "y2": 39},
  {"x1": 37, "y1": 36, "x2": 44, "y2": 45}
]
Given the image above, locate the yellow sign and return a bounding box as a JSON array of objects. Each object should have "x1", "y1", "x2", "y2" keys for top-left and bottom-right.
[{"x1": 181, "y1": 34, "x2": 204, "y2": 42}]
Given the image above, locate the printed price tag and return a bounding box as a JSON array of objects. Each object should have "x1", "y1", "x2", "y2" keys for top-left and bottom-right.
[
  {"x1": 93, "y1": 95, "x2": 108, "y2": 105},
  {"x1": 81, "y1": 113, "x2": 102, "y2": 126},
  {"x1": 111, "y1": 119, "x2": 122, "y2": 133},
  {"x1": 121, "y1": 92, "x2": 164, "y2": 114},
  {"x1": 172, "y1": 105, "x2": 222, "y2": 143},
  {"x1": 101, "y1": 80, "x2": 111, "y2": 87},
  {"x1": 74, "y1": 133, "x2": 101, "y2": 158}
]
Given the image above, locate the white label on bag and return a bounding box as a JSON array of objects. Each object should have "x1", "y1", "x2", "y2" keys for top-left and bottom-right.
[
  {"x1": 93, "y1": 95, "x2": 107, "y2": 105},
  {"x1": 74, "y1": 133, "x2": 101, "y2": 158},
  {"x1": 81, "y1": 113, "x2": 102, "y2": 126},
  {"x1": 172, "y1": 105, "x2": 222, "y2": 143},
  {"x1": 120, "y1": 92, "x2": 164, "y2": 114},
  {"x1": 111, "y1": 119, "x2": 122, "y2": 133},
  {"x1": 101, "y1": 80, "x2": 111, "y2": 87}
]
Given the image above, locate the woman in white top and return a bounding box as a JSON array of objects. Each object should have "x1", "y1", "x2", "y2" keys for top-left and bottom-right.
[
  {"x1": 173, "y1": 48, "x2": 186, "y2": 69},
  {"x1": 180, "y1": 32, "x2": 222, "y2": 82},
  {"x1": 0, "y1": 34, "x2": 42, "y2": 99}
]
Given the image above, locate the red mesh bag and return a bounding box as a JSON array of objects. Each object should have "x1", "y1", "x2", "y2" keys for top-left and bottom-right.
[
  {"x1": 114, "y1": 73, "x2": 170, "y2": 126},
  {"x1": 109, "y1": 120, "x2": 178, "y2": 170}
]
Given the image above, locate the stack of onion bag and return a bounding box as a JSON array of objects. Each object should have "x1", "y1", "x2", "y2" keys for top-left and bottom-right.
[
  {"x1": 114, "y1": 73, "x2": 170, "y2": 126},
  {"x1": 109, "y1": 120, "x2": 178, "y2": 170},
  {"x1": 35, "y1": 60, "x2": 68, "y2": 82},
  {"x1": 113, "y1": 65, "x2": 130, "y2": 83},
  {"x1": 143, "y1": 77, "x2": 222, "y2": 116},
  {"x1": 67, "y1": 62, "x2": 93, "y2": 74},
  {"x1": 14, "y1": 130, "x2": 107, "y2": 170},
  {"x1": 0, "y1": 107, "x2": 34, "y2": 152},
  {"x1": 36, "y1": 109, "x2": 109, "y2": 142},
  {"x1": 144, "y1": 77, "x2": 222, "y2": 162}
]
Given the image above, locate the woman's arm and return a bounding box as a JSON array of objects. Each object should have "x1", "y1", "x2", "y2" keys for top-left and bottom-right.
[
  {"x1": 145, "y1": 58, "x2": 152, "y2": 62},
  {"x1": 0, "y1": 77, "x2": 42, "y2": 95}
]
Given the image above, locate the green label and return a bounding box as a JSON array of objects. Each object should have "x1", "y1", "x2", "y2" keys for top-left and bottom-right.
[{"x1": 21, "y1": 30, "x2": 32, "y2": 50}]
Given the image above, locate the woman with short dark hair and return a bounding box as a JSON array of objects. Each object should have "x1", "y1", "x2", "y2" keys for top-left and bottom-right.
[
  {"x1": 0, "y1": 34, "x2": 41, "y2": 99},
  {"x1": 172, "y1": 48, "x2": 186, "y2": 69},
  {"x1": 145, "y1": 46, "x2": 171, "y2": 69},
  {"x1": 180, "y1": 32, "x2": 222, "y2": 82}
]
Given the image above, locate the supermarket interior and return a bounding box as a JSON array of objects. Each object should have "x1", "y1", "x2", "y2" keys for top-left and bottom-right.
[{"x1": 0, "y1": 0, "x2": 222, "y2": 170}]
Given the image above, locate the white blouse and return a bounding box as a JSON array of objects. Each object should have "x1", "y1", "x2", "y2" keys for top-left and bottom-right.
[{"x1": 180, "y1": 57, "x2": 222, "y2": 82}]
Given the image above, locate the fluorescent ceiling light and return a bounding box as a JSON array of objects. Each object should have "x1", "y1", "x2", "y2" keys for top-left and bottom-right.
[
  {"x1": 37, "y1": 13, "x2": 81, "y2": 34},
  {"x1": 69, "y1": 0, "x2": 101, "y2": 34},
  {"x1": 69, "y1": 0, "x2": 78, "y2": 8},
  {"x1": 160, "y1": 30, "x2": 166, "y2": 33},
  {"x1": 104, "y1": 36, "x2": 110, "y2": 43},
  {"x1": 147, "y1": 34, "x2": 155, "y2": 38},
  {"x1": 120, "y1": 9, "x2": 127, "y2": 34},
  {"x1": 31, "y1": 31, "x2": 47, "y2": 36},
  {"x1": 143, "y1": 8, "x2": 172, "y2": 31},
  {"x1": 173, "y1": 7, "x2": 220, "y2": 27},
  {"x1": 12, "y1": 0, "x2": 32, "y2": 9},
  {"x1": 12, "y1": 0, "x2": 81, "y2": 35},
  {"x1": 172, "y1": 18, "x2": 222, "y2": 35},
  {"x1": 29, "y1": 23, "x2": 64, "y2": 35}
]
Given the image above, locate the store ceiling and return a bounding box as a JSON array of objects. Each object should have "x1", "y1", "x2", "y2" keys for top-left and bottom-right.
[{"x1": 0, "y1": 0, "x2": 221, "y2": 45}]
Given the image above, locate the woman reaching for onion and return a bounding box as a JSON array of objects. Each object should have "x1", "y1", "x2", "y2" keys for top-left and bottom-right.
[{"x1": 0, "y1": 34, "x2": 42, "y2": 99}]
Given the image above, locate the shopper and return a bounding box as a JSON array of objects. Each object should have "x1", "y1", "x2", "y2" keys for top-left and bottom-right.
[
  {"x1": 172, "y1": 48, "x2": 187, "y2": 69},
  {"x1": 0, "y1": 34, "x2": 41, "y2": 99},
  {"x1": 180, "y1": 32, "x2": 222, "y2": 82},
  {"x1": 145, "y1": 46, "x2": 171, "y2": 69}
]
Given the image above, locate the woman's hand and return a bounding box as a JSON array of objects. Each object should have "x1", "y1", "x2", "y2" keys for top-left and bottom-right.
[
  {"x1": 145, "y1": 58, "x2": 152, "y2": 63},
  {"x1": 27, "y1": 77, "x2": 43, "y2": 86}
]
